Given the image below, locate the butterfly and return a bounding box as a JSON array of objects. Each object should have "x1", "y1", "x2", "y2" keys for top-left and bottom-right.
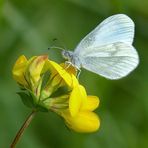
[{"x1": 61, "y1": 14, "x2": 139, "y2": 79}]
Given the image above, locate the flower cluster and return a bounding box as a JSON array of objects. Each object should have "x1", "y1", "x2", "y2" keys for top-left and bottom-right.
[{"x1": 12, "y1": 55, "x2": 100, "y2": 133}]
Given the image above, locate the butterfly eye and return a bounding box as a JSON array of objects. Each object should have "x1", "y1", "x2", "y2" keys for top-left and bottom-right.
[{"x1": 62, "y1": 51, "x2": 70, "y2": 59}]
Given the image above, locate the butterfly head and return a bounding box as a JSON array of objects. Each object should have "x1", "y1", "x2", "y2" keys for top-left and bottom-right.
[
  {"x1": 62, "y1": 50, "x2": 74, "y2": 61},
  {"x1": 62, "y1": 50, "x2": 81, "y2": 69}
]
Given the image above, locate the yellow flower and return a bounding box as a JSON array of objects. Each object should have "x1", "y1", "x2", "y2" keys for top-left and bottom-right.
[
  {"x1": 12, "y1": 55, "x2": 48, "y2": 89},
  {"x1": 45, "y1": 63, "x2": 100, "y2": 133},
  {"x1": 26, "y1": 55, "x2": 48, "y2": 87},
  {"x1": 12, "y1": 55, "x2": 49, "y2": 104},
  {"x1": 38, "y1": 59, "x2": 100, "y2": 133},
  {"x1": 61, "y1": 87, "x2": 100, "y2": 133},
  {"x1": 40, "y1": 60, "x2": 78, "y2": 99},
  {"x1": 12, "y1": 55, "x2": 100, "y2": 133},
  {"x1": 12, "y1": 55, "x2": 79, "y2": 109},
  {"x1": 45, "y1": 60, "x2": 78, "y2": 88}
]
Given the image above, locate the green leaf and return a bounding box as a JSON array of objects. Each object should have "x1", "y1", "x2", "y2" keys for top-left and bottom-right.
[{"x1": 17, "y1": 92, "x2": 35, "y2": 108}]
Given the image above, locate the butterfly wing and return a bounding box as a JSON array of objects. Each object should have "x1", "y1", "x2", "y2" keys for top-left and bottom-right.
[
  {"x1": 73, "y1": 14, "x2": 139, "y2": 79},
  {"x1": 74, "y1": 14, "x2": 135, "y2": 55},
  {"x1": 79, "y1": 42, "x2": 139, "y2": 79}
]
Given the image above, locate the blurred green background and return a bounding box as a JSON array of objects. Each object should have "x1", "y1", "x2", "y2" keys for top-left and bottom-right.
[{"x1": 0, "y1": 0, "x2": 148, "y2": 148}]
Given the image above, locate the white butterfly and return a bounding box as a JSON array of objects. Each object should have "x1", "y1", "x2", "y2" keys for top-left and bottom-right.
[{"x1": 61, "y1": 14, "x2": 139, "y2": 79}]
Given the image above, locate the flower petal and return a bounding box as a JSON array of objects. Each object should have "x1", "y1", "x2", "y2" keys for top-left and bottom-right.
[
  {"x1": 12, "y1": 55, "x2": 28, "y2": 86},
  {"x1": 27, "y1": 55, "x2": 48, "y2": 84},
  {"x1": 69, "y1": 85, "x2": 87, "y2": 117},
  {"x1": 81, "y1": 96, "x2": 100, "y2": 111},
  {"x1": 60, "y1": 63, "x2": 77, "y2": 75},
  {"x1": 63, "y1": 110, "x2": 100, "y2": 133},
  {"x1": 69, "y1": 86, "x2": 82, "y2": 117},
  {"x1": 48, "y1": 60, "x2": 78, "y2": 88}
]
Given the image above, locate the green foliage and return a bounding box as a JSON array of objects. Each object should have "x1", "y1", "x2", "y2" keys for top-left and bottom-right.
[
  {"x1": 17, "y1": 91, "x2": 35, "y2": 108},
  {"x1": 0, "y1": 0, "x2": 148, "y2": 148},
  {"x1": 17, "y1": 91, "x2": 49, "y2": 112}
]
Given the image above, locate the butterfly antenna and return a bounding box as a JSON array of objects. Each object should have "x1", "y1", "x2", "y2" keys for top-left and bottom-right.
[
  {"x1": 48, "y1": 46, "x2": 65, "y2": 51},
  {"x1": 48, "y1": 38, "x2": 66, "y2": 51}
]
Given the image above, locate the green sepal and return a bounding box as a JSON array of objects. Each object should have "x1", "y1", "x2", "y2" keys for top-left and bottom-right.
[
  {"x1": 41, "y1": 70, "x2": 51, "y2": 89},
  {"x1": 28, "y1": 90, "x2": 49, "y2": 112},
  {"x1": 17, "y1": 92, "x2": 35, "y2": 108},
  {"x1": 28, "y1": 90, "x2": 39, "y2": 103},
  {"x1": 36, "y1": 103, "x2": 49, "y2": 112},
  {"x1": 50, "y1": 86, "x2": 69, "y2": 98}
]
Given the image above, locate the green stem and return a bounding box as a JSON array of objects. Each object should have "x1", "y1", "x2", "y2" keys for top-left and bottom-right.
[{"x1": 10, "y1": 110, "x2": 37, "y2": 148}]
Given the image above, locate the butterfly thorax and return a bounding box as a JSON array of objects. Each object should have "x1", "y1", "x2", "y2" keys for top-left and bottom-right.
[{"x1": 61, "y1": 50, "x2": 81, "y2": 69}]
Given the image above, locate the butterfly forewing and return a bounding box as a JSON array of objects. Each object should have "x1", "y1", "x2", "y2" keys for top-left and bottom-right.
[{"x1": 74, "y1": 14, "x2": 135, "y2": 55}]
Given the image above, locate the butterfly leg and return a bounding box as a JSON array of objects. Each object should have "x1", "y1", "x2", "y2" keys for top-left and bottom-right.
[
  {"x1": 63, "y1": 61, "x2": 81, "y2": 79},
  {"x1": 64, "y1": 61, "x2": 72, "y2": 69},
  {"x1": 76, "y1": 68, "x2": 81, "y2": 79}
]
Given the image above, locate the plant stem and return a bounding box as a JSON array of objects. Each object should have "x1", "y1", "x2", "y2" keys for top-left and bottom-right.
[{"x1": 10, "y1": 110, "x2": 37, "y2": 148}]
